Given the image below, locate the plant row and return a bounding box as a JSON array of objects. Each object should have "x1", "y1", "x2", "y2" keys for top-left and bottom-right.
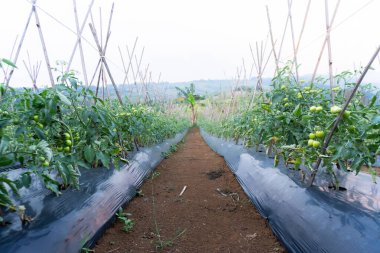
[
  {"x1": 200, "y1": 65, "x2": 380, "y2": 185},
  {"x1": 0, "y1": 71, "x2": 190, "y2": 215}
]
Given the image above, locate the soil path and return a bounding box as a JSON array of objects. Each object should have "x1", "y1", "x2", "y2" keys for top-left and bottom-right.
[{"x1": 94, "y1": 128, "x2": 285, "y2": 253}]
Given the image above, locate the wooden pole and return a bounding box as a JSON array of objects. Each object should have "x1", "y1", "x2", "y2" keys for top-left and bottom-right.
[
  {"x1": 277, "y1": 7, "x2": 290, "y2": 67},
  {"x1": 72, "y1": 0, "x2": 91, "y2": 86},
  {"x1": 294, "y1": 0, "x2": 312, "y2": 62},
  {"x1": 5, "y1": 5, "x2": 34, "y2": 88},
  {"x1": 89, "y1": 23, "x2": 123, "y2": 105},
  {"x1": 66, "y1": 0, "x2": 94, "y2": 73},
  {"x1": 266, "y1": 6, "x2": 279, "y2": 73},
  {"x1": 311, "y1": 0, "x2": 340, "y2": 84},
  {"x1": 122, "y1": 37, "x2": 139, "y2": 85},
  {"x1": 32, "y1": 0, "x2": 55, "y2": 86},
  {"x1": 325, "y1": 0, "x2": 335, "y2": 104},
  {"x1": 309, "y1": 46, "x2": 380, "y2": 186},
  {"x1": 287, "y1": 0, "x2": 299, "y2": 83},
  {"x1": 3, "y1": 36, "x2": 18, "y2": 84}
]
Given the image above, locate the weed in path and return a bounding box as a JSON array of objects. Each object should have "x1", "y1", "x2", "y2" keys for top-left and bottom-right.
[
  {"x1": 116, "y1": 207, "x2": 135, "y2": 233},
  {"x1": 153, "y1": 228, "x2": 187, "y2": 251},
  {"x1": 150, "y1": 169, "x2": 186, "y2": 251}
]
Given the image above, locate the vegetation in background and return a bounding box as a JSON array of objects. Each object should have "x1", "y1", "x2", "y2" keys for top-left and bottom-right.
[{"x1": 176, "y1": 83, "x2": 204, "y2": 125}]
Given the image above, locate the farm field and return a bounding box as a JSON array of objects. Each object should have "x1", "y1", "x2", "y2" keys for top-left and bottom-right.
[{"x1": 1, "y1": 1, "x2": 380, "y2": 253}]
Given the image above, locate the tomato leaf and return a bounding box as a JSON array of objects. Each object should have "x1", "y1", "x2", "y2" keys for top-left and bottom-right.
[
  {"x1": 56, "y1": 91, "x2": 72, "y2": 106},
  {"x1": 84, "y1": 145, "x2": 95, "y2": 163},
  {"x1": 1, "y1": 58, "x2": 17, "y2": 68}
]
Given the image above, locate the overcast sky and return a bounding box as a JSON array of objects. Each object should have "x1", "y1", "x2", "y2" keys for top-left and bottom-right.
[{"x1": 1, "y1": 0, "x2": 380, "y2": 87}]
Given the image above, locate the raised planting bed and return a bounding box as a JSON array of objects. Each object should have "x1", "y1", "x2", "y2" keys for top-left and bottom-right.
[
  {"x1": 201, "y1": 129, "x2": 380, "y2": 253},
  {"x1": 0, "y1": 131, "x2": 187, "y2": 253}
]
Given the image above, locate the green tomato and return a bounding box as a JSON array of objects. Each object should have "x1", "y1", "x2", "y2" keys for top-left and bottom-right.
[
  {"x1": 37, "y1": 123, "x2": 44, "y2": 129},
  {"x1": 39, "y1": 156, "x2": 46, "y2": 162},
  {"x1": 315, "y1": 106, "x2": 323, "y2": 112},
  {"x1": 65, "y1": 140, "x2": 72, "y2": 146},
  {"x1": 312, "y1": 140, "x2": 321, "y2": 148},
  {"x1": 64, "y1": 132, "x2": 71, "y2": 139},
  {"x1": 308, "y1": 139, "x2": 314, "y2": 146},
  {"x1": 332, "y1": 87, "x2": 341, "y2": 92},
  {"x1": 309, "y1": 133, "x2": 316, "y2": 139},
  {"x1": 297, "y1": 93, "x2": 302, "y2": 99},
  {"x1": 330, "y1": 105, "x2": 342, "y2": 113},
  {"x1": 64, "y1": 146, "x2": 71, "y2": 153},
  {"x1": 343, "y1": 110, "x2": 351, "y2": 118},
  {"x1": 280, "y1": 85, "x2": 287, "y2": 90},
  {"x1": 283, "y1": 97, "x2": 289, "y2": 102},
  {"x1": 315, "y1": 131, "x2": 325, "y2": 138},
  {"x1": 33, "y1": 115, "x2": 39, "y2": 121},
  {"x1": 42, "y1": 161, "x2": 50, "y2": 167},
  {"x1": 309, "y1": 106, "x2": 317, "y2": 112},
  {"x1": 57, "y1": 147, "x2": 63, "y2": 152}
]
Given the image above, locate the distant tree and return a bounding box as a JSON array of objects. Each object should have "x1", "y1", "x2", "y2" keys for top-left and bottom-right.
[{"x1": 176, "y1": 83, "x2": 203, "y2": 125}]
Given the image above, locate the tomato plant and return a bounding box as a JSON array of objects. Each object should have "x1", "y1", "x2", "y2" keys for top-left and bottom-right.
[
  {"x1": 200, "y1": 65, "x2": 380, "y2": 186},
  {"x1": 0, "y1": 62, "x2": 190, "y2": 219}
]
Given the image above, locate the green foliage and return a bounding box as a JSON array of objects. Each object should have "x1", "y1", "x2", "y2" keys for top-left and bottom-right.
[
  {"x1": 116, "y1": 207, "x2": 134, "y2": 232},
  {"x1": 176, "y1": 83, "x2": 204, "y2": 124},
  {"x1": 0, "y1": 71, "x2": 190, "y2": 217},
  {"x1": 200, "y1": 65, "x2": 380, "y2": 185}
]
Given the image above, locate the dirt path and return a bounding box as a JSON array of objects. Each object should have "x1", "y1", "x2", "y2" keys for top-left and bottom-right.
[{"x1": 94, "y1": 128, "x2": 285, "y2": 253}]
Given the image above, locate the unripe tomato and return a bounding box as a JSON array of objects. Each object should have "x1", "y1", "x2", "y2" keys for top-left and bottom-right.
[
  {"x1": 312, "y1": 140, "x2": 321, "y2": 148},
  {"x1": 283, "y1": 97, "x2": 289, "y2": 102},
  {"x1": 42, "y1": 161, "x2": 50, "y2": 167},
  {"x1": 343, "y1": 110, "x2": 351, "y2": 118},
  {"x1": 309, "y1": 133, "x2": 316, "y2": 139},
  {"x1": 315, "y1": 131, "x2": 325, "y2": 138},
  {"x1": 330, "y1": 105, "x2": 342, "y2": 113},
  {"x1": 65, "y1": 140, "x2": 72, "y2": 146},
  {"x1": 308, "y1": 139, "x2": 314, "y2": 146},
  {"x1": 309, "y1": 106, "x2": 317, "y2": 112},
  {"x1": 37, "y1": 123, "x2": 44, "y2": 129},
  {"x1": 315, "y1": 106, "x2": 323, "y2": 112},
  {"x1": 64, "y1": 132, "x2": 71, "y2": 139},
  {"x1": 297, "y1": 93, "x2": 302, "y2": 99},
  {"x1": 57, "y1": 147, "x2": 63, "y2": 152},
  {"x1": 39, "y1": 156, "x2": 46, "y2": 162},
  {"x1": 33, "y1": 115, "x2": 39, "y2": 121},
  {"x1": 64, "y1": 146, "x2": 71, "y2": 153}
]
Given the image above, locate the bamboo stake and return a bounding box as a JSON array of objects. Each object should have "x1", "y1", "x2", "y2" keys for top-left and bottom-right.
[
  {"x1": 266, "y1": 6, "x2": 279, "y2": 73},
  {"x1": 277, "y1": 6, "x2": 290, "y2": 67},
  {"x1": 123, "y1": 37, "x2": 139, "y2": 85},
  {"x1": 6, "y1": 5, "x2": 34, "y2": 88},
  {"x1": 287, "y1": 0, "x2": 299, "y2": 83},
  {"x1": 311, "y1": 0, "x2": 340, "y2": 84},
  {"x1": 89, "y1": 22, "x2": 123, "y2": 105},
  {"x1": 32, "y1": 0, "x2": 55, "y2": 86},
  {"x1": 23, "y1": 51, "x2": 41, "y2": 91},
  {"x1": 325, "y1": 0, "x2": 335, "y2": 104},
  {"x1": 309, "y1": 46, "x2": 380, "y2": 187},
  {"x1": 72, "y1": 0, "x2": 90, "y2": 86},
  {"x1": 294, "y1": 0, "x2": 312, "y2": 62},
  {"x1": 66, "y1": 0, "x2": 94, "y2": 73},
  {"x1": 3, "y1": 36, "x2": 18, "y2": 84}
]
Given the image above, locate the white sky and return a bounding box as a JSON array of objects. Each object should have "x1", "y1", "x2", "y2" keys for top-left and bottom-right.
[{"x1": 1, "y1": 0, "x2": 380, "y2": 87}]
